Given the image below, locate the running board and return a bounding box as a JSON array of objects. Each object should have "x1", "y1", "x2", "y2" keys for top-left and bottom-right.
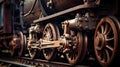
[{"x1": 34, "y1": 2, "x2": 97, "y2": 23}]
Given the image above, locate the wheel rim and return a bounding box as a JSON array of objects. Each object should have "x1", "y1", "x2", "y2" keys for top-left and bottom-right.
[
  {"x1": 18, "y1": 32, "x2": 24, "y2": 56},
  {"x1": 10, "y1": 31, "x2": 24, "y2": 56},
  {"x1": 79, "y1": 33, "x2": 88, "y2": 62},
  {"x1": 42, "y1": 23, "x2": 59, "y2": 60},
  {"x1": 66, "y1": 31, "x2": 83, "y2": 65},
  {"x1": 28, "y1": 48, "x2": 37, "y2": 59},
  {"x1": 27, "y1": 33, "x2": 38, "y2": 58},
  {"x1": 94, "y1": 17, "x2": 118, "y2": 66},
  {"x1": 10, "y1": 34, "x2": 18, "y2": 56}
]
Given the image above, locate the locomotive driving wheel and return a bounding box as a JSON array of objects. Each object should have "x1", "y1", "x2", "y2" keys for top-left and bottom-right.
[
  {"x1": 42, "y1": 23, "x2": 59, "y2": 61},
  {"x1": 94, "y1": 17, "x2": 119, "y2": 66},
  {"x1": 66, "y1": 31, "x2": 83, "y2": 65},
  {"x1": 27, "y1": 33, "x2": 38, "y2": 59},
  {"x1": 10, "y1": 31, "x2": 25, "y2": 56}
]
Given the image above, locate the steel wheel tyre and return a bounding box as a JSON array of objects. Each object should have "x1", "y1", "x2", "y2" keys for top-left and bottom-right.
[
  {"x1": 42, "y1": 23, "x2": 59, "y2": 61},
  {"x1": 66, "y1": 31, "x2": 83, "y2": 65},
  {"x1": 79, "y1": 33, "x2": 88, "y2": 62},
  {"x1": 94, "y1": 17, "x2": 118, "y2": 66}
]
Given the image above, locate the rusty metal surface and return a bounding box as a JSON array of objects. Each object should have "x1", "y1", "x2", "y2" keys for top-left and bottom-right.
[
  {"x1": 23, "y1": 0, "x2": 41, "y2": 23},
  {"x1": 0, "y1": 0, "x2": 120, "y2": 67},
  {"x1": 39, "y1": 0, "x2": 84, "y2": 15},
  {"x1": 94, "y1": 16, "x2": 119, "y2": 66},
  {"x1": 34, "y1": 3, "x2": 97, "y2": 23}
]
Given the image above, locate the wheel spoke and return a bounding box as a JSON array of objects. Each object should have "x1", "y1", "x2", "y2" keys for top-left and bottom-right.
[
  {"x1": 100, "y1": 25, "x2": 104, "y2": 33},
  {"x1": 105, "y1": 45, "x2": 113, "y2": 51},
  {"x1": 97, "y1": 50, "x2": 103, "y2": 60},
  {"x1": 106, "y1": 37, "x2": 114, "y2": 41},
  {"x1": 102, "y1": 50, "x2": 106, "y2": 62},
  {"x1": 105, "y1": 49, "x2": 110, "y2": 62},
  {"x1": 67, "y1": 50, "x2": 78, "y2": 61},
  {"x1": 104, "y1": 23, "x2": 109, "y2": 34},
  {"x1": 106, "y1": 27, "x2": 111, "y2": 35}
]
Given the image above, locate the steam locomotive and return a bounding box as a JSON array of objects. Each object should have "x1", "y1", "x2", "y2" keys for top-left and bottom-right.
[{"x1": 0, "y1": 0, "x2": 120, "y2": 66}]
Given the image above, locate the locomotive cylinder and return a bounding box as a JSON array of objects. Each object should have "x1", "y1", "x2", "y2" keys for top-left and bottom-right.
[{"x1": 69, "y1": 18, "x2": 82, "y2": 29}]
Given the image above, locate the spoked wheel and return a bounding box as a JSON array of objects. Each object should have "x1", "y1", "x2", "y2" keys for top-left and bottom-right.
[
  {"x1": 94, "y1": 17, "x2": 119, "y2": 66},
  {"x1": 42, "y1": 23, "x2": 59, "y2": 61},
  {"x1": 66, "y1": 31, "x2": 83, "y2": 65},
  {"x1": 27, "y1": 32, "x2": 38, "y2": 59},
  {"x1": 10, "y1": 31, "x2": 25, "y2": 56}
]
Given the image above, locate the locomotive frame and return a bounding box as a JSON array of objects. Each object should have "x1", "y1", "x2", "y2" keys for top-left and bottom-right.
[{"x1": 0, "y1": 0, "x2": 120, "y2": 66}]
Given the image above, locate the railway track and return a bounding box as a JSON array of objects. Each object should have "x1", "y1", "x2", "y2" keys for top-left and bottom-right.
[{"x1": 0, "y1": 53, "x2": 91, "y2": 67}]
